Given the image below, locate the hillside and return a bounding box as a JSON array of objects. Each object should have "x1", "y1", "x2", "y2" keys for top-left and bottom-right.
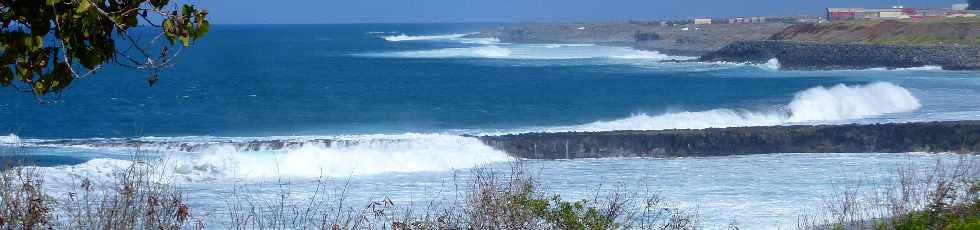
[{"x1": 770, "y1": 18, "x2": 980, "y2": 45}]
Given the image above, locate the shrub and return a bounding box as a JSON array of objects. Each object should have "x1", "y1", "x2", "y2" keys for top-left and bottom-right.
[
  {"x1": 0, "y1": 166, "x2": 54, "y2": 229},
  {"x1": 799, "y1": 156, "x2": 980, "y2": 230}
]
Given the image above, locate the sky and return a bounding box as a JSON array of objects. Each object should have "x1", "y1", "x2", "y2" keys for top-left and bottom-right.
[{"x1": 196, "y1": 0, "x2": 967, "y2": 24}]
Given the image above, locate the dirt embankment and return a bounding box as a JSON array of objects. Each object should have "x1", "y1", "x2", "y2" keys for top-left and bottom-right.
[{"x1": 770, "y1": 19, "x2": 980, "y2": 46}]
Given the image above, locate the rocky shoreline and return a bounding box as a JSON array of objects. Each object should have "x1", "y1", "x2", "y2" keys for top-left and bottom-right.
[
  {"x1": 699, "y1": 41, "x2": 980, "y2": 70},
  {"x1": 477, "y1": 121, "x2": 980, "y2": 159},
  {"x1": 474, "y1": 22, "x2": 790, "y2": 56},
  {"x1": 475, "y1": 21, "x2": 980, "y2": 70}
]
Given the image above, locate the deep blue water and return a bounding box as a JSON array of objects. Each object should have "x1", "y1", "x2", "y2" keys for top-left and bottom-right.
[
  {"x1": 3, "y1": 24, "x2": 980, "y2": 229},
  {"x1": 0, "y1": 24, "x2": 874, "y2": 139}
]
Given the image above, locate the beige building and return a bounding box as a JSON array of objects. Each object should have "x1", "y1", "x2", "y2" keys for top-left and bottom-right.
[{"x1": 694, "y1": 18, "x2": 712, "y2": 25}]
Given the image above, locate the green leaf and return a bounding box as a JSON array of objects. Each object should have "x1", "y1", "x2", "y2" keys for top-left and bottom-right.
[
  {"x1": 76, "y1": 0, "x2": 92, "y2": 14},
  {"x1": 194, "y1": 20, "x2": 210, "y2": 39},
  {"x1": 0, "y1": 66, "x2": 12, "y2": 87},
  {"x1": 150, "y1": 0, "x2": 170, "y2": 9},
  {"x1": 162, "y1": 19, "x2": 176, "y2": 44},
  {"x1": 33, "y1": 81, "x2": 46, "y2": 95},
  {"x1": 45, "y1": 0, "x2": 60, "y2": 6},
  {"x1": 182, "y1": 5, "x2": 194, "y2": 17},
  {"x1": 15, "y1": 61, "x2": 33, "y2": 82}
]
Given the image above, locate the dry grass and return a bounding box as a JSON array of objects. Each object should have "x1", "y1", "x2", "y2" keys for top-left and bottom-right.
[
  {"x1": 1, "y1": 145, "x2": 201, "y2": 230},
  {"x1": 5, "y1": 146, "x2": 975, "y2": 230},
  {"x1": 216, "y1": 162, "x2": 700, "y2": 229},
  {"x1": 0, "y1": 166, "x2": 54, "y2": 229},
  {"x1": 797, "y1": 155, "x2": 980, "y2": 230},
  {"x1": 59, "y1": 160, "x2": 201, "y2": 229}
]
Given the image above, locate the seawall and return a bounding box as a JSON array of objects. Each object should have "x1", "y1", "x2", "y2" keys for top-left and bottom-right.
[
  {"x1": 699, "y1": 41, "x2": 980, "y2": 70},
  {"x1": 477, "y1": 121, "x2": 980, "y2": 159}
]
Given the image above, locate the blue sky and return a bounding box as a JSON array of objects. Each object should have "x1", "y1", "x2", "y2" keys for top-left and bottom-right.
[{"x1": 197, "y1": 0, "x2": 967, "y2": 24}]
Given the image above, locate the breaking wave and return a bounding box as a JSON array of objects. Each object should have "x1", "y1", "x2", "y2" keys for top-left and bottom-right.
[
  {"x1": 786, "y1": 82, "x2": 921, "y2": 122},
  {"x1": 368, "y1": 45, "x2": 514, "y2": 58},
  {"x1": 382, "y1": 33, "x2": 501, "y2": 44},
  {"x1": 361, "y1": 44, "x2": 690, "y2": 60},
  {"x1": 0, "y1": 134, "x2": 19, "y2": 144},
  {"x1": 761, "y1": 58, "x2": 781, "y2": 71},
  {"x1": 549, "y1": 82, "x2": 920, "y2": 132},
  {"x1": 365, "y1": 32, "x2": 692, "y2": 60},
  {"x1": 16, "y1": 83, "x2": 920, "y2": 182},
  {"x1": 30, "y1": 134, "x2": 513, "y2": 181}
]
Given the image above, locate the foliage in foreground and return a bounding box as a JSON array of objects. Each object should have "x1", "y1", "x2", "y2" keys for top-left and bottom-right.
[
  {"x1": 3, "y1": 151, "x2": 978, "y2": 230},
  {"x1": 1, "y1": 0, "x2": 209, "y2": 100},
  {"x1": 1, "y1": 161, "x2": 198, "y2": 229},
  {"x1": 0, "y1": 159, "x2": 698, "y2": 230},
  {"x1": 799, "y1": 156, "x2": 980, "y2": 230}
]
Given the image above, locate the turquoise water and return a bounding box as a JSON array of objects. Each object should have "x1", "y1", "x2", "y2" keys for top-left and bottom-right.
[{"x1": 2, "y1": 24, "x2": 980, "y2": 229}]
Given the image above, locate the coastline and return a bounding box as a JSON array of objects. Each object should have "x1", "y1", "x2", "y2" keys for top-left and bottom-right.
[
  {"x1": 700, "y1": 41, "x2": 980, "y2": 70},
  {"x1": 475, "y1": 21, "x2": 980, "y2": 70},
  {"x1": 473, "y1": 22, "x2": 790, "y2": 57}
]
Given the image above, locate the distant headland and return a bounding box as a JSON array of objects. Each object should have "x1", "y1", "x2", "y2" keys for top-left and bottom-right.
[{"x1": 472, "y1": 4, "x2": 980, "y2": 70}]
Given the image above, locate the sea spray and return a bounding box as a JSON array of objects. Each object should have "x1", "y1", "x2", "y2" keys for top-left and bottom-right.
[
  {"x1": 35, "y1": 134, "x2": 513, "y2": 181},
  {"x1": 787, "y1": 82, "x2": 920, "y2": 122},
  {"x1": 365, "y1": 32, "x2": 692, "y2": 60},
  {"x1": 382, "y1": 33, "x2": 472, "y2": 42},
  {"x1": 0, "y1": 134, "x2": 19, "y2": 144},
  {"x1": 361, "y1": 44, "x2": 684, "y2": 60},
  {"x1": 549, "y1": 82, "x2": 919, "y2": 132},
  {"x1": 381, "y1": 33, "x2": 501, "y2": 44},
  {"x1": 762, "y1": 58, "x2": 781, "y2": 70}
]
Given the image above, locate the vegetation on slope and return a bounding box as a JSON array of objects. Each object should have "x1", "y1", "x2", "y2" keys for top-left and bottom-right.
[
  {"x1": 0, "y1": 153, "x2": 698, "y2": 229},
  {"x1": 770, "y1": 18, "x2": 980, "y2": 46}
]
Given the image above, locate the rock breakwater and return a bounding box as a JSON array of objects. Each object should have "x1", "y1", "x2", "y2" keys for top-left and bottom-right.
[
  {"x1": 700, "y1": 41, "x2": 980, "y2": 70},
  {"x1": 478, "y1": 121, "x2": 980, "y2": 159}
]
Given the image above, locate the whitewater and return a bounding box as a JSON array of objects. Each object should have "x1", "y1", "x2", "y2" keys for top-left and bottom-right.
[
  {"x1": 4, "y1": 82, "x2": 925, "y2": 182},
  {"x1": 4, "y1": 28, "x2": 980, "y2": 229}
]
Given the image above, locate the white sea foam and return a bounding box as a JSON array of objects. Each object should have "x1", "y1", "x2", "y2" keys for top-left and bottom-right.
[
  {"x1": 538, "y1": 82, "x2": 920, "y2": 132},
  {"x1": 369, "y1": 32, "x2": 695, "y2": 62},
  {"x1": 786, "y1": 82, "x2": 921, "y2": 122},
  {"x1": 383, "y1": 33, "x2": 471, "y2": 42},
  {"x1": 0, "y1": 134, "x2": 19, "y2": 144},
  {"x1": 382, "y1": 33, "x2": 501, "y2": 44},
  {"x1": 36, "y1": 134, "x2": 513, "y2": 181},
  {"x1": 363, "y1": 44, "x2": 691, "y2": 60},
  {"x1": 371, "y1": 45, "x2": 514, "y2": 58},
  {"x1": 761, "y1": 58, "x2": 781, "y2": 71},
  {"x1": 26, "y1": 83, "x2": 921, "y2": 181}
]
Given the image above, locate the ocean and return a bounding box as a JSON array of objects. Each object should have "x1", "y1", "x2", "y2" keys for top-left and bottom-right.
[{"x1": 2, "y1": 24, "x2": 980, "y2": 229}]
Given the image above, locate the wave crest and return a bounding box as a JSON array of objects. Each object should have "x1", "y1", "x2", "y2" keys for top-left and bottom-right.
[
  {"x1": 554, "y1": 82, "x2": 919, "y2": 132},
  {"x1": 34, "y1": 134, "x2": 512, "y2": 181},
  {"x1": 382, "y1": 33, "x2": 500, "y2": 44},
  {"x1": 787, "y1": 82, "x2": 921, "y2": 122},
  {"x1": 362, "y1": 44, "x2": 688, "y2": 60},
  {"x1": 0, "y1": 134, "x2": 19, "y2": 144}
]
